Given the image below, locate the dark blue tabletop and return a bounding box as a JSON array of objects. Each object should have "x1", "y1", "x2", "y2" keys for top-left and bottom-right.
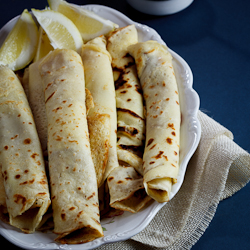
[{"x1": 0, "y1": 1, "x2": 250, "y2": 249}]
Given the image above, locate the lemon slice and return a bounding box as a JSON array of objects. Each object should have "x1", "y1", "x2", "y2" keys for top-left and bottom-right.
[
  {"x1": 34, "y1": 26, "x2": 54, "y2": 62},
  {"x1": 32, "y1": 9, "x2": 83, "y2": 53},
  {"x1": 0, "y1": 9, "x2": 38, "y2": 71},
  {"x1": 48, "y1": 0, "x2": 119, "y2": 42}
]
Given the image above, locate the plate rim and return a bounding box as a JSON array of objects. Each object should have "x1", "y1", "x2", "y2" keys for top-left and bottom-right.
[{"x1": 0, "y1": 4, "x2": 201, "y2": 250}]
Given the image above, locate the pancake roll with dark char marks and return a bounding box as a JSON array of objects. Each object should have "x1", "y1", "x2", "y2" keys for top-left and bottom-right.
[{"x1": 107, "y1": 25, "x2": 151, "y2": 213}]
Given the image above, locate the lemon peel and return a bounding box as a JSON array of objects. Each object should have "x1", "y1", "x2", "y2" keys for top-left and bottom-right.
[
  {"x1": 0, "y1": 9, "x2": 38, "y2": 71},
  {"x1": 48, "y1": 0, "x2": 119, "y2": 42},
  {"x1": 32, "y1": 8, "x2": 83, "y2": 54}
]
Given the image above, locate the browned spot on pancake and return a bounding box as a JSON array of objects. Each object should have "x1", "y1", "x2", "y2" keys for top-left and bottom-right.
[
  {"x1": 77, "y1": 211, "x2": 84, "y2": 217},
  {"x1": 29, "y1": 179, "x2": 35, "y2": 184},
  {"x1": 11, "y1": 135, "x2": 18, "y2": 139},
  {"x1": 171, "y1": 163, "x2": 176, "y2": 167},
  {"x1": 52, "y1": 106, "x2": 63, "y2": 112},
  {"x1": 15, "y1": 174, "x2": 21, "y2": 179},
  {"x1": 24, "y1": 138, "x2": 31, "y2": 144},
  {"x1": 166, "y1": 137, "x2": 173, "y2": 144},
  {"x1": 174, "y1": 151, "x2": 178, "y2": 155},
  {"x1": 69, "y1": 140, "x2": 78, "y2": 144},
  {"x1": 14, "y1": 194, "x2": 26, "y2": 209},
  {"x1": 166, "y1": 98, "x2": 170, "y2": 101},
  {"x1": 38, "y1": 180, "x2": 47, "y2": 185},
  {"x1": 117, "y1": 108, "x2": 144, "y2": 120},
  {"x1": 127, "y1": 98, "x2": 131, "y2": 102},
  {"x1": 108, "y1": 176, "x2": 114, "y2": 182},
  {"x1": 44, "y1": 82, "x2": 52, "y2": 91},
  {"x1": 117, "y1": 126, "x2": 139, "y2": 136},
  {"x1": 176, "y1": 101, "x2": 179, "y2": 105},
  {"x1": 78, "y1": 187, "x2": 82, "y2": 190},
  {"x1": 61, "y1": 213, "x2": 66, "y2": 221},
  {"x1": 31, "y1": 153, "x2": 39, "y2": 159},
  {"x1": 117, "y1": 180, "x2": 123, "y2": 184},
  {"x1": 118, "y1": 144, "x2": 144, "y2": 153},
  {"x1": 153, "y1": 151, "x2": 164, "y2": 159},
  {"x1": 150, "y1": 161, "x2": 155, "y2": 165},
  {"x1": 4, "y1": 146, "x2": 8, "y2": 150},
  {"x1": 144, "y1": 49, "x2": 155, "y2": 54},
  {"x1": 125, "y1": 177, "x2": 133, "y2": 180},
  {"x1": 24, "y1": 170, "x2": 29, "y2": 173},
  {"x1": 163, "y1": 155, "x2": 168, "y2": 161},
  {"x1": 162, "y1": 82, "x2": 166, "y2": 87},
  {"x1": 38, "y1": 192, "x2": 46, "y2": 195},
  {"x1": 149, "y1": 85, "x2": 155, "y2": 88},
  {"x1": 68, "y1": 104, "x2": 73, "y2": 107},
  {"x1": 175, "y1": 91, "x2": 178, "y2": 94},
  {"x1": 69, "y1": 207, "x2": 75, "y2": 211},
  {"x1": 150, "y1": 144, "x2": 157, "y2": 150},
  {"x1": 147, "y1": 138, "x2": 154, "y2": 147},
  {"x1": 56, "y1": 135, "x2": 63, "y2": 141},
  {"x1": 45, "y1": 91, "x2": 56, "y2": 103},
  {"x1": 168, "y1": 123, "x2": 174, "y2": 129},
  {"x1": 87, "y1": 192, "x2": 95, "y2": 200},
  {"x1": 120, "y1": 90, "x2": 127, "y2": 94},
  {"x1": 135, "y1": 84, "x2": 143, "y2": 95}
]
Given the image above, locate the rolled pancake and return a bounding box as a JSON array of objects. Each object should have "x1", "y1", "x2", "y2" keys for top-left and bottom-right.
[
  {"x1": 107, "y1": 25, "x2": 151, "y2": 212},
  {"x1": 27, "y1": 60, "x2": 48, "y2": 152},
  {"x1": 128, "y1": 41, "x2": 180, "y2": 203},
  {"x1": 107, "y1": 25, "x2": 145, "y2": 149},
  {"x1": 0, "y1": 65, "x2": 50, "y2": 233},
  {"x1": 39, "y1": 49, "x2": 103, "y2": 243},
  {"x1": 27, "y1": 62, "x2": 94, "y2": 154},
  {"x1": 81, "y1": 36, "x2": 118, "y2": 186}
]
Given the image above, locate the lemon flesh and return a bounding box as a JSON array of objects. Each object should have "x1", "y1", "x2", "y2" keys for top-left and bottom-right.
[
  {"x1": 0, "y1": 9, "x2": 38, "y2": 71},
  {"x1": 48, "y1": 0, "x2": 118, "y2": 41},
  {"x1": 32, "y1": 9, "x2": 83, "y2": 54},
  {"x1": 34, "y1": 26, "x2": 54, "y2": 62}
]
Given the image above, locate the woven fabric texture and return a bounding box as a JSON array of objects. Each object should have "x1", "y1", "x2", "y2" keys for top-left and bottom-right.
[{"x1": 97, "y1": 111, "x2": 250, "y2": 250}]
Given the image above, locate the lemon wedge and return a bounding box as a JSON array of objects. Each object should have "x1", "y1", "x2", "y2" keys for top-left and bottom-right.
[
  {"x1": 32, "y1": 9, "x2": 83, "y2": 53},
  {"x1": 0, "y1": 9, "x2": 38, "y2": 71},
  {"x1": 48, "y1": 0, "x2": 119, "y2": 42},
  {"x1": 34, "y1": 26, "x2": 54, "y2": 62}
]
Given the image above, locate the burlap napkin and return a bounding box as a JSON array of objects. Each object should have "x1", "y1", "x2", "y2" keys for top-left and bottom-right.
[{"x1": 97, "y1": 111, "x2": 250, "y2": 250}]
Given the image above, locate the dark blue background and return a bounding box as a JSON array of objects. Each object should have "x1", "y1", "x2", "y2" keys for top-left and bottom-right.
[{"x1": 0, "y1": 1, "x2": 250, "y2": 249}]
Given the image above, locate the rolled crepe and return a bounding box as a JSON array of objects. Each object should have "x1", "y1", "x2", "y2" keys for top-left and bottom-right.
[
  {"x1": 27, "y1": 60, "x2": 48, "y2": 152},
  {"x1": 0, "y1": 65, "x2": 50, "y2": 233},
  {"x1": 81, "y1": 36, "x2": 118, "y2": 186},
  {"x1": 106, "y1": 25, "x2": 151, "y2": 212},
  {"x1": 39, "y1": 49, "x2": 103, "y2": 243},
  {"x1": 107, "y1": 25, "x2": 145, "y2": 151},
  {"x1": 128, "y1": 41, "x2": 180, "y2": 203}
]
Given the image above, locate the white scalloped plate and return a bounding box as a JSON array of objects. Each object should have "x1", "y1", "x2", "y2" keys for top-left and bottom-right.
[{"x1": 0, "y1": 4, "x2": 201, "y2": 250}]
